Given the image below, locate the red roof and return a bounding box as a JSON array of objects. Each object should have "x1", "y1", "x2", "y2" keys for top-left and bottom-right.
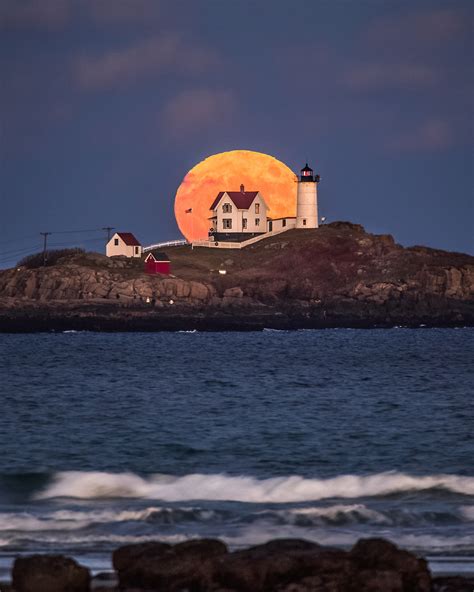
[
  {"x1": 117, "y1": 232, "x2": 141, "y2": 246},
  {"x1": 210, "y1": 191, "x2": 260, "y2": 211}
]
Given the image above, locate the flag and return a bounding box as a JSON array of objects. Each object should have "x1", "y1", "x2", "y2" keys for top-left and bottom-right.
[{"x1": 185, "y1": 208, "x2": 192, "y2": 213}]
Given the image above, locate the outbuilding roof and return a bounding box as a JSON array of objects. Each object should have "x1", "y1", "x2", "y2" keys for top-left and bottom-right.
[
  {"x1": 116, "y1": 232, "x2": 141, "y2": 246},
  {"x1": 210, "y1": 191, "x2": 260, "y2": 211},
  {"x1": 144, "y1": 250, "x2": 169, "y2": 262}
]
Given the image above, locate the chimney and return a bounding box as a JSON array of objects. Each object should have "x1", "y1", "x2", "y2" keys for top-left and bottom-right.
[{"x1": 240, "y1": 184, "x2": 245, "y2": 193}]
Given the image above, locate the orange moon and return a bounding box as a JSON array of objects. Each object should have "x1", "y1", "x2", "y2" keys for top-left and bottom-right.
[{"x1": 174, "y1": 150, "x2": 298, "y2": 242}]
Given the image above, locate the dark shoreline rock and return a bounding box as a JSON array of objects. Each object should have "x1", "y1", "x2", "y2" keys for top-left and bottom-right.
[
  {"x1": 0, "y1": 299, "x2": 472, "y2": 333},
  {"x1": 12, "y1": 554, "x2": 90, "y2": 592},
  {"x1": 8, "y1": 537, "x2": 474, "y2": 591}
]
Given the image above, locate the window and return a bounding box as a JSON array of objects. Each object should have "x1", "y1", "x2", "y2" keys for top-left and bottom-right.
[
  {"x1": 303, "y1": 219, "x2": 307, "y2": 226},
  {"x1": 222, "y1": 203, "x2": 232, "y2": 213},
  {"x1": 282, "y1": 219, "x2": 286, "y2": 227},
  {"x1": 114, "y1": 238, "x2": 119, "y2": 246},
  {"x1": 255, "y1": 218, "x2": 260, "y2": 226},
  {"x1": 135, "y1": 246, "x2": 139, "y2": 254},
  {"x1": 242, "y1": 218, "x2": 248, "y2": 229},
  {"x1": 255, "y1": 203, "x2": 260, "y2": 214},
  {"x1": 223, "y1": 219, "x2": 232, "y2": 229}
]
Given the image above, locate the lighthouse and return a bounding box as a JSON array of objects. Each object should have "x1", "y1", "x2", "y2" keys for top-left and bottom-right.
[{"x1": 296, "y1": 163, "x2": 320, "y2": 229}]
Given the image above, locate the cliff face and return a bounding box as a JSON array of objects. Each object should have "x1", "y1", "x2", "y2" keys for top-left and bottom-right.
[
  {"x1": 0, "y1": 262, "x2": 214, "y2": 304},
  {"x1": 1, "y1": 223, "x2": 473, "y2": 330}
]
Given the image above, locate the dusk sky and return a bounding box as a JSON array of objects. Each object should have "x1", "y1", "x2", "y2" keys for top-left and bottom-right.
[{"x1": 1, "y1": 0, "x2": 473, "y2": 268}]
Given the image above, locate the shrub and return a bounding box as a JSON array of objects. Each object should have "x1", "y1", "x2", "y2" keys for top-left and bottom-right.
[{"x1": 18, "y1": 248, "x2": 85, "y2": 269}]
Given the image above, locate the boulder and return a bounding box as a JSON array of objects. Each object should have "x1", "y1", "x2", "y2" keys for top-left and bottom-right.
[
  {"x1": 223, "y1": 287, "x2": 244, "y2": 298},
  {"x1": 112, "y1": 541, "x2": 171, "y2": 573},
  {"x1": 211, "y1": 539, "x2": 348, "y2": 592},
  {"x1": 349, "y1": 538, "x2": 431, "y2": 592},
  {"x1": 12, "y1": 554, "x2": 90, "y2": 592},
  {"x1": 190, "y1": 281, "x2": 211, "y2": 300},
  {"x1": 115, "y1": 538, "x2": 228, "y2": 591}
]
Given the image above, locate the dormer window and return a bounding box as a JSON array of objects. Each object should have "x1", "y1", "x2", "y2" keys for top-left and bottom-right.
[
  {"x1": 255, "y1": 203, "x2": 260, "y2": 214},
  {"x1": 222, "y1": 203, "x2": 232, "y2": 213}
]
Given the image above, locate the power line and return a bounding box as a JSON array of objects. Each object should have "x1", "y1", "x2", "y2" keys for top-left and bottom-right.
[
  {"x1": 0, "y1": 244, "x2": 41, "y2": 256},
  {"x1": 0, "y1": 229, "x2": 104, "y2": 246},
  {"x1": 51, "y1": 228, "x2": 105, "y2": 235},
  {"x1": 0, "y1": 247, "x2": 41, "y2": 263},
  {"x1": 0, "y1": 234, "x2": 40, "y2": 246}
]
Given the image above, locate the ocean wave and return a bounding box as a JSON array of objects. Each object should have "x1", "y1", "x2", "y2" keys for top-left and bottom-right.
[
  {"x1": 0, "y1": 532, "x2": 187, "y2": 547},
  {"x1": 460, "y1": 506, "x2": 474, "y2": 521},
  {"x1": 35, "y1": 471, "x2": 474, "y2": 502},
  {"x1": 0, "y1": 506, "x2": 221, "y2": 533},
  {"x1": 0, "y1": 502, "x2": 471, "y2": 537},
  {"x1": 285, "y1": 504, "x2": 390, "y2": 525},
  {"x1": 225, "y1": 525, "x2": 474, "y2": 554}
]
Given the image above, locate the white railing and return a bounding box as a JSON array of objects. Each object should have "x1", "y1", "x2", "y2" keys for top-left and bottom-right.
[
  {"x1": 143, "y1": 239, "x2": 188, "y2": 252},
  {"x1": 192, "y1": 240, "x2": 243, "y2": 249}
]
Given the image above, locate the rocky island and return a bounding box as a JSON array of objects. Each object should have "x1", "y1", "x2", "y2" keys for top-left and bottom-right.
[{"x1": 0, "y1": 222, "x2": 473, "y2": 332}]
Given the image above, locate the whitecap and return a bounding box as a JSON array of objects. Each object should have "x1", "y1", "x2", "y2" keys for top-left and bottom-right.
[{"x1": 36, "y1": 471, "x2": 474, "y2": 502}]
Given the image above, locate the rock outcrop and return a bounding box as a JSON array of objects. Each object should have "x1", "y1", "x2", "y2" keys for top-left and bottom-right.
[
  {"x1": 12, "y1": 554, "x2": 90, "y2": 592},
  {"x1": 5, "y1": 537, "x2": 444, "y2": 591},
  {"x1": 0, "y1": 223, "x2": 473, "y2": 331},
  {"x1": 7, "y1": 537, "x2": 474, "y2": 591}
]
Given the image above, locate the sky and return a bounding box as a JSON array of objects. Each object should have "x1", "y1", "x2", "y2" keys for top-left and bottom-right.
[{"x1": 1, "y1": 0, "x2": 473, "y2": 268}]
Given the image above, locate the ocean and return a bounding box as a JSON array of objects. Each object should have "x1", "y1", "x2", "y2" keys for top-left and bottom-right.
[{"x1": 0, "y1": 328, "x2": 473, "y2": 579}]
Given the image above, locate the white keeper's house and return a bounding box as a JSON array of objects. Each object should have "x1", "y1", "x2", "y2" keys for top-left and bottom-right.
[
  {"x1": 209, "y1": 185, "x2": 269, "y2": 242},
  {"x1": 106, "y1": 232, "x2": 142, "y2": 258}
]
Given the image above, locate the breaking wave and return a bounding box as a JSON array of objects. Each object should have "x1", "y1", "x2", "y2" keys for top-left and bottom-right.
[
  {"x1": 36, "y1": 471, "x2": 474, "y2": 502},
  {"x1": 1, "y1": 502, "x2": 472, "y2": 536}
]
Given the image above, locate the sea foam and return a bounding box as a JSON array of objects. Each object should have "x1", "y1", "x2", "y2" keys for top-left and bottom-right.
[{"x1": 36, "y1": 471, "x2": 474, "y2": 502}]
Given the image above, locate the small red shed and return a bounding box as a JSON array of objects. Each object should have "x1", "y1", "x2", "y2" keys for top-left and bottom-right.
[{"x1": 144, "y1": 251, "x2": 171, "y2": 275}]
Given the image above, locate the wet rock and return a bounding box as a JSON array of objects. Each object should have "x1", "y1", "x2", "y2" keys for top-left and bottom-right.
[
  {"x1": 12, "y1": 554, "x2": 90, "y2": 592},
  {"x1": 349, "y1": 538, "x2": 431, "y2": 592},
  {"x1": 115, "y1": 538, "x2": 227, "y2": 591},
  {"x1": 211, "y1": 539, "x2": 347, "y2": 592},
  {"x1": 113, "y1": 541, "x2": 171, "y2": 573}
]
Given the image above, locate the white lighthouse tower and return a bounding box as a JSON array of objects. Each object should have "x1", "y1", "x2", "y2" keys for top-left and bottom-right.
[{"x1": 296, "y1": 163, "x2": 320, "y2": 229}]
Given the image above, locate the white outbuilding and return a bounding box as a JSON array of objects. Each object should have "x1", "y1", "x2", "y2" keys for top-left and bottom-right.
[{"x1": 106, "y1": 232, "x2": 142, "y2": 258}]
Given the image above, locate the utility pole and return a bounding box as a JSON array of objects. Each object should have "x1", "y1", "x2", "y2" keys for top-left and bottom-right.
[
  {"x1": 40, "y1": 232, "x2": 51, "y2": 266},
  {"x1": 102, "y1": 227, "x2": 114, "y2": 243}
]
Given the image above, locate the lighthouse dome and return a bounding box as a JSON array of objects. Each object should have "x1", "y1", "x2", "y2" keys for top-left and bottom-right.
[{"x1": 300, "y1": 163, "x2": 314, "y2": 182}]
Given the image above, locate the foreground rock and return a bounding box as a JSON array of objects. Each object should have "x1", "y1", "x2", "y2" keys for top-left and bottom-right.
[
  {"x1": 112, "y1": 537, "x2": 430, "y2": 591},
  {"x1": 9, "y1": 538, "x2": 474, "y2": 591},
  {"x1": 112, "y1": 538, "x2": 227, "y2": 590},
  {"x1": 12, "y1": 554, "x2": 90, "y2": 592},
  {"x1": 0, "y1": 224, "x2": 473, "y2": 331}
]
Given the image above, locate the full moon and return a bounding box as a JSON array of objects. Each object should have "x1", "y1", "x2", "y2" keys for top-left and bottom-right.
[{"x1": 174, "y1": 150, "x2": 298, "y2": 242}]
